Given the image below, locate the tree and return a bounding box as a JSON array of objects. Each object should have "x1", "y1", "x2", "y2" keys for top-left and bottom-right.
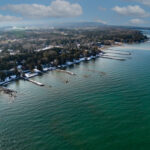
[{"x1": 0, "y1": 72, "x2": 6, "y2": 81}]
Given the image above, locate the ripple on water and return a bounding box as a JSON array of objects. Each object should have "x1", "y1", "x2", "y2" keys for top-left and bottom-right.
[{"x1": 1, "y1": 39, "x2": 150, "y2": 150}]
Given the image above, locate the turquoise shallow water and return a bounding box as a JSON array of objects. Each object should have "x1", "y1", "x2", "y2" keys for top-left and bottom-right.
[{"x1": 1, "y1": 32, "x2": 150, "y2": 150}]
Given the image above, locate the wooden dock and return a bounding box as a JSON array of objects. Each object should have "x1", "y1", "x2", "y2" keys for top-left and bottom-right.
[
  {"x1": 101, "y1": 56, "x2": 126, "y2": 61},
  {"x1": 107, "y1": 49, "x2": 131, "y2": 54},
  {"x1": 22, "y1": 77, "x2": 44, "y2": 86},
  {"x1": 103, "y1": 54, "x2": 131, "y2": 59},
  {"x1": 56, "y1": 69, "x2": 76, "y2": 75},
  {"x1": 104, "y1": 51, "x2": 131, "y2": 55},
  {"x1": 28, "y1": 79, "x2": 44, "y2": 86}
]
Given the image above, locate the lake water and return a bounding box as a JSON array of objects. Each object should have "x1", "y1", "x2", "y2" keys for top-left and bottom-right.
[{"x1": 1, "y1": 31, "x2": 150, "y2": 150}]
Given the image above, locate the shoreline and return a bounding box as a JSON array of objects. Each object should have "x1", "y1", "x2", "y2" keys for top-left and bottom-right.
[
  {"x1": 0, "y1": 52, "x2": 103, "y2": 87},
  {"x1": 0, "y1": 41, "x2": 143, "y2": 87}
]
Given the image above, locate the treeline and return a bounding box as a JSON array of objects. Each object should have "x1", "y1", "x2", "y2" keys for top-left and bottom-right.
[
  {"x1": 0, "y1": 48, "x2": 99, "y2": 69},
  {"x1": 0, "y1": 28, "x2": 148, "y2": 81},
  {"x1": 82, "y1": 28, "x2": 147, "y2": 44}
]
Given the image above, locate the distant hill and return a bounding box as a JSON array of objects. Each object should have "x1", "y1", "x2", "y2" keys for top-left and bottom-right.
[
  {"x1": 54, "y1": 22, "x2": 107, "y2": 29},
  {"x1": 0, "y1": 22, "x2": 149, "y2": 31}
]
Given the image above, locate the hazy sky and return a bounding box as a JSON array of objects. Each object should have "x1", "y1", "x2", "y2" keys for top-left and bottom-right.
[{"x1": 0, "y1": 0, "x2": 150, "y2": 27}]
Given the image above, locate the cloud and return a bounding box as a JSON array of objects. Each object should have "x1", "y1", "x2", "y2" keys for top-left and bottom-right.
[
  {"x1": 124, "y1": 0, "x2": 150, "y2": 6},
  {"x1": 136, "y1": 0, "x2": 150, "y2": 5},
  {"x1": 1, "y1": 0, "x2": 82, "y2": 19},
  {"x1": 130, "y1": 18, "x2": 144, "y2": 24},
  {"x1": 0, "y1": 14, "x2": 22, "y2": 22},
  {"x1": 112, "y1": 5, "x2": 149, "y2": 17},
  {"x1": 96, "y1": 19, "x2": 107, "y2": 24}
]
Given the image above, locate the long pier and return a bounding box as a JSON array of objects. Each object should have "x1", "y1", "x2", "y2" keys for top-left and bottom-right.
[
  {"x1": 107, "y1": 49, "x2": 131, "y2": 54},
  {"x1": 103, "y1": 54, "x2": 131, "y2": 59},
  {"x1": 55, "y1": 69, "x2": 76, "y2": 75},
  {"x1": 101, "y1": 56, "x2": 126, "y2": 61},
  {"x1": 28, "y1": 79, "x2": 44, "y2": 86},
  {"x1": 103, "y1": 51, "x2": 131, "y2": 55},
  {"x1": 23, "y1": 77, "x2": 44, "y2": 86}
]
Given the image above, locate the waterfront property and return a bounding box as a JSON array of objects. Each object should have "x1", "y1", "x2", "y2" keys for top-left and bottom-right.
[{"x1": 0, "y1": 53, "x2": 103, "y2": 86}]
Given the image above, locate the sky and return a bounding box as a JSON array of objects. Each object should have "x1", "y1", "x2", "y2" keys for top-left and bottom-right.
[{"x1": 0, "y1": 0, "x2": 150, "y2": 27}]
